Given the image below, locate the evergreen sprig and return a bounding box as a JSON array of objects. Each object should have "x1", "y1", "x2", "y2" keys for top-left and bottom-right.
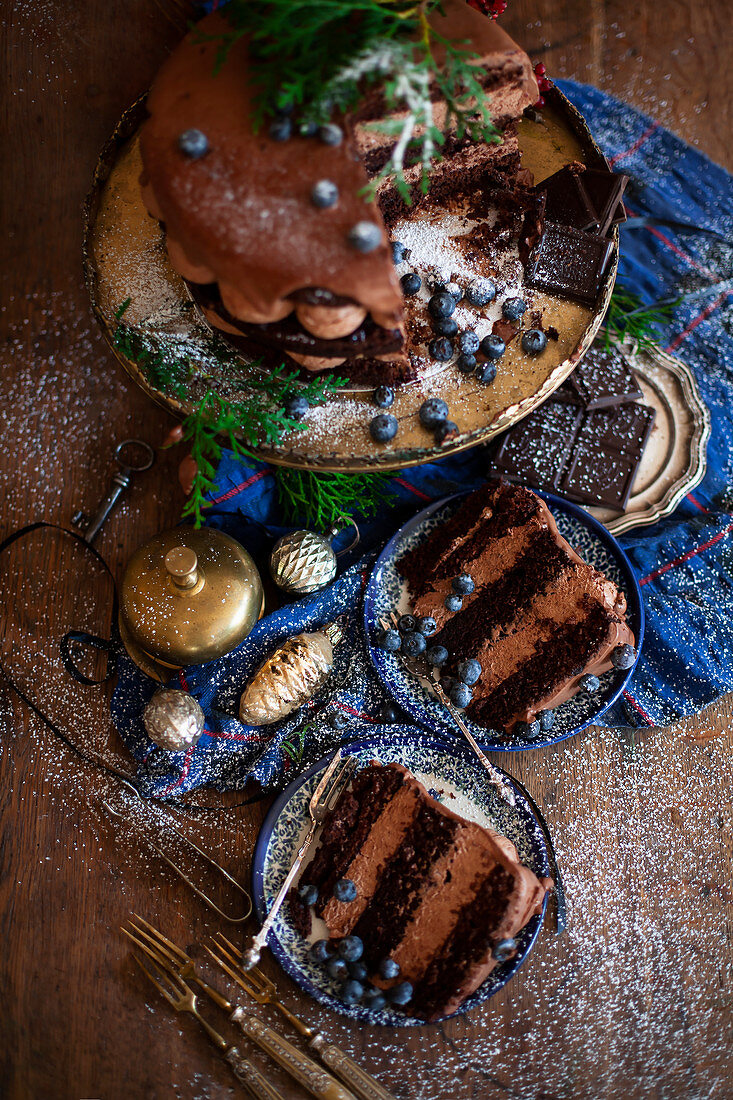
[
  {"x1": 200, "y1": 0, "x2": 500, "y2": 198},
  {"x1": 274, "y1": 467, "x2": 396, "y2": 529},
  {"x1": 600, "y1": 284, "x2": 679, "y2": 353}
]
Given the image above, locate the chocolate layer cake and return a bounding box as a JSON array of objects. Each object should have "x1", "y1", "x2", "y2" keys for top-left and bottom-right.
[
  {"x1": 139, "y1": 2, "x2": 538, "y2": 376},
  {"x1": 301, "y1": 760, "x2": 551, "y2": 1020},
  {"x1": 397, "y1": 480, "x2": 635, "y2": 732}
]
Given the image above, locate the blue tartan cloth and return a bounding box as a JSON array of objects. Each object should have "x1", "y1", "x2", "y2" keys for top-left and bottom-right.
[{"x1": 111, "y1": 80, "x2": 733, "y2": 799}]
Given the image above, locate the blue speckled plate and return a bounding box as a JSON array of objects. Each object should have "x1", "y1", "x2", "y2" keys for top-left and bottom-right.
[
  {"x1": 363, "y1": 491, "x2": 644, "y2": 751},
  {"x1": 252, "y1": 726, "x2": 551, "y2": 1026}
]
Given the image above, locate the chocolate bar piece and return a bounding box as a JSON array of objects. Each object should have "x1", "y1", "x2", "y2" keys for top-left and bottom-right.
[
  {"x1": 565, "y1": 345, "x2": 643, "y2": 408},
  {"x1": 489, "y1": 399, "x2": 656, "y2": 512},
  {"x1": 535, "y1": 163, "x2": 628, "y2": 237},
  {"x1": 580, "y1": 168, "x2": 629, "y2": 236},
  {"x1": 526, "y1": 221, "x2": 615, "y2": 305}
]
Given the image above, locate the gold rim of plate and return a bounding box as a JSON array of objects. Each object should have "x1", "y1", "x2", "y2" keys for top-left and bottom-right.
[{"x1": 84, "y1": 87, "x2": 618, "y2": 473}]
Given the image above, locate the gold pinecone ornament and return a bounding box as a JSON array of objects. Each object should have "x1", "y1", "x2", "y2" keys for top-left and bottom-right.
[
  {"x1": 269, "y1": 521, "x2": 359, "y2": 597},
  {"x1": 238, "y1": 622, "x2": 343, "y2": 726}
]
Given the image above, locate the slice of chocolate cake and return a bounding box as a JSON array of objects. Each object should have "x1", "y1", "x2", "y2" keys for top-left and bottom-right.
[
  {"x1": 301, "y1": 761, "x2": 551, "y2": 1021},
  {"x1": 397, "y1": 480, "x2": 635, "y2": 732}
]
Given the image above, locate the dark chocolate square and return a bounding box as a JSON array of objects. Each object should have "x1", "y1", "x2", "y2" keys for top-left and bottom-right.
[
  {"x1": 560, "y1": 443, "x2": 639, "y2": 512},
  {"x1": 581, "y1": 170, "x2": 629, "y2": 236},
  {"x1": 569, "y1": 345, "x2": 643, "y2": 409},
  {"x1": 491, "y1": 402, "x2": 583, "y2": 489},
  {"x1": 536, "y1": 165, "x2": 599, "y2": 232},
  {"x1": 526, "y1": 222, "x2": 615, "y2": 305},
  {"x1": 579, "y1": 403, "x2": 656, "y2": 456}
]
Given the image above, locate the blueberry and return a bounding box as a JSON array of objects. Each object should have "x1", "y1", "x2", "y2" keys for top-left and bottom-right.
[
  {"x1": 579, "y1": 674, "x2": 601, "y2": 693},
  {"x1": 456, "y1": 353, "x2": 477, "y2": 375},
  {"x1": 452, "y1": 573, "x2": 475, "y2": 595},
  {"x1": 333, "y1": 878, "x2": 357, "y2": 903},
  {"x1": 285, "y1": 395, "x2": 309, "y2": 419},
  {"x1": 466, "y1": 279, "x2": 496, "y2": 307},
  {"x1": 419, "y1": 398, "x2": 449, "y2": 428},
  {"x1": 434, "y1": 420, "x2": 458, "y2": 443},
  {"x1": 400, "y1": 272, "x2": 422, "y2": 296},
  {"x1": 299, "y1": 120, "x2": 318, "y2": 137},
  {"x1": 502, "y1": 296, "x2": 527, "y2": 321},
  {"x1": 391, "y1": 240, "x2": 408, "y2": 264},
  {"x1": 457, "y1": 658, "x2": 482, "y2": 686},
  {"x1": 492, "y1": 937, "x2": 517, "y2": 963},
  {"x1": 348, "y1": 221, "x2": 382, "y2": 253},
  {"x1": 398, "y1": 614, "x2": 416, "y2": 633},
  {"x1": 476, "y1": 362, "x2": 497, "y2": 385},
  {"x1": 178, "y1": 128, "x2": 209, "y2": 158},
  {"x1": 337, "y1": 936, "x2": 364, "y2": 962},
  {"x1": 311, "y1": 179, "x2": 339, "y2": 208},
  {"x1": 539, "y1": 709, "x2": 555, "y2": 732},
  {"x1": 459, "y1": 331, "x2": 480, "y2": 355},
  {"x1": 377, "y1": 628, "x2": 401, "y2": 653},
  {"x1": 402, "y1": 631, "x2": 426, "y2": 657},
  {"x1": 348, "y1": 961, "x2": 368, "y2": 981},
  {"x1": 308, "y1": 939, "x2": 332, "y2": 964},
  {"x1": 373, "y1": 384, "x2": 395, "y2": 409},
  {"x1": 611, "y1": 643, "x2": 637, "y2": 670},
  {"x1": 445, "y1": 281, "x2": 463, "y2": 302},
  {"x1": 341, "y1": 979, "x2": 365, "y2": 1004},
  {"x1": 326, "y1": 957, "x2": 349, "y2": 980},
  {"x1": 319, "y1": 123, "x2": 343, "y2": 145},
  {"x1": 427, "y1": 645, "x2": 449, "y2": 667},
  {"x1": 328, "y1": 711, "x2": 349, "y2": 730},
  {"x1": 298, "y1": 883, "x2": 319, "y2": 906},
  {"x1": 428, "y1": 291, "x2": 456, "y2": 319},
  {"x1": 444, "y1": 594, "x2": 463, "y2": 613},
  {"x1": 480, "y1": 333, "x2": 506, "y2": 360},
  {"x1": 450, "y1": 682, "x2": 473, "y2": 708},
  {"x1": 388, "y1": 981, "x2": 413, "y2": 1006},
  {"x1": 380, "y1": 702, "x2": 401, "y2": 723},
  {"x1": 428, "y1": 337, "x2": 454, "y2": 362},
  {"x1": 369, "y1": 414, "x2": 398, "y2": 443},
  {"x1": 431, "y1": 317, "x2": 458, "y2": 338},
  {"x1": 378, "y1": 958, "x2": 400, "y2": 980},
  {"x1": 269, "y1": 117, "x2": 292, "y2": 141},
  {"x1": 515, "y1": 718, "x2": 541, "y2": 740},
  {"x1": 416, "y1": 616, "x2": 436, "y2": 636},
  {"x1": 363, "y1": 988, "x2": 387, "y2": 1011},
  {"x1": 521, "y1": 328, "x2": 548, "y2": 355}
]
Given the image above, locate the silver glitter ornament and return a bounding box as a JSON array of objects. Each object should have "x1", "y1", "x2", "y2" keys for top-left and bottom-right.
[
  {"x1": 269, "y1": 521, "x2": 359, "y2": 597},
  {"x1": 143, "y1": 688, "x2": 205, "y2": 751},
  {"x1": 239, "y1": 623, "x2": 343, "y2": 726}
]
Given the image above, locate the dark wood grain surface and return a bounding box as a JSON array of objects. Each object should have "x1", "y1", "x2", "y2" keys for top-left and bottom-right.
[{"x1": 1, "y1": 3, "x2": 732, "y2": 1098}]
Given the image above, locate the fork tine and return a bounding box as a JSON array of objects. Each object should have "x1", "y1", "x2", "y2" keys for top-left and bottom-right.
[
  {"x1": 122, "y1": 926, "x2": 188, "y2": 990},
  {"x1": 129, "y1": 914, "x2": 189, "y2": 967},
  {"x1": 210, "y1": 934, "x2": 272, "y2": 994},
  {"x1": 205, "y1": 943, "x2": 259, "y2": 995},
  {"x1": 322, "y1": 757, "x2": 357, "y2": 812},
  {"x1": 131, "y1": 950, "x2": 180, "y2": 1007}
]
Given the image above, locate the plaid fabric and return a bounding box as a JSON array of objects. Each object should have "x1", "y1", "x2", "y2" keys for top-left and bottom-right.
[{"x1": 111, "y1": 81, "x2": 733, "y2": 798}]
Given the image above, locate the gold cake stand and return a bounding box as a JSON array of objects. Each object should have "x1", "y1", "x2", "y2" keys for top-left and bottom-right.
[{"x1": 84, "y1": 87, "x2": 618, "y2": 472}]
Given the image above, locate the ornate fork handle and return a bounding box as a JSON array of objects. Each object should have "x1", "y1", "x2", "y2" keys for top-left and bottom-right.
[
  {"x1": 310, "y1": 1035, "x2": 397, "y2": 1100},
  {"x1": 232, "y1": 1011, "x2": 356, "y2": 1100},
  {"x1": 244, "y1": 821, "x2": 316, "y2": 969},
  {"x1": 226, "y1": 1048, "x2": 286, "y2": 1099}
]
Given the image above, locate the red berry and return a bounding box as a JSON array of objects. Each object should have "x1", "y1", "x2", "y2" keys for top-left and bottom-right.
[
  {"x1": 535, "y1": 95, "x2": 546, "y2": 108},
  {"x1": 534, "y1": 62, "x2": 547, "y2": 77}
]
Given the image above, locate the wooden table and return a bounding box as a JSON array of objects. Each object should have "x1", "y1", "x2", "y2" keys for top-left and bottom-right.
[{"x1": 2, "y1": 3, "x2": 731, "y2": 1097}]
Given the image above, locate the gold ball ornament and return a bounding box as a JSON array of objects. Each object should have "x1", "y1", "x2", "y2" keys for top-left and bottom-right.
[
  {"x1": 239, "y1": 622, "x2": 343, "y2": 726},
  {"x1": 143, "y1": 688, "x2": 205, "y2": 751}
]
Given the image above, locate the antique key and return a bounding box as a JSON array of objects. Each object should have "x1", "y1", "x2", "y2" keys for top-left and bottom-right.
[{"x1": 72, "y1": 439, "x2": 155, "y2": 542}]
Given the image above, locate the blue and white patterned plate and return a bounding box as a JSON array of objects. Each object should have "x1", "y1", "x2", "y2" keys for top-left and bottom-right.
[
  {"x1": 252, "y1": 727, "x2": 551, "y2": 1026},
  {"x1": 363, "y1": 491, "x2": 644, "y2": 751}
]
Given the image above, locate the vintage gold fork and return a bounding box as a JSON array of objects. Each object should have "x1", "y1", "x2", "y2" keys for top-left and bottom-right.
[
  {"x1": 123, "y1": 917, "x2": 355, "y2": 1100},
  {"x1": 129, "y1": 945, "x2": 284, "y2": 1100},
  {"x1": 243, "y1": 748, "x2": 357, "y2": 969},
  {"x1": 381, "y1": 612, "x2": 516, "y2": 806},
  {"x1": 208, "y1": 932, "x2": 397, "y2": 1100}
]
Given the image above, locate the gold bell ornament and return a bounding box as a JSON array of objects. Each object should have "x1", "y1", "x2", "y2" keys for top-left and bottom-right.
[
  {"x1": 238, "y1": 622, "x2": 343, "y2": 726},
  {"x1": 269, "y1": 520, "x2": 360, "y2": 597},
  {"x1": 119, "y1": 527, "x2": 264, "y2": 681}
]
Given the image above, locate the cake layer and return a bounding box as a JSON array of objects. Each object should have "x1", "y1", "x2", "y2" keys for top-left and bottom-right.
[
  {"x1": 398, "y1": 481, "x2": 635, "y2": 731},
  {"x1": 300, "y1": 761, "x2": 551, "y2": 1020}
]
